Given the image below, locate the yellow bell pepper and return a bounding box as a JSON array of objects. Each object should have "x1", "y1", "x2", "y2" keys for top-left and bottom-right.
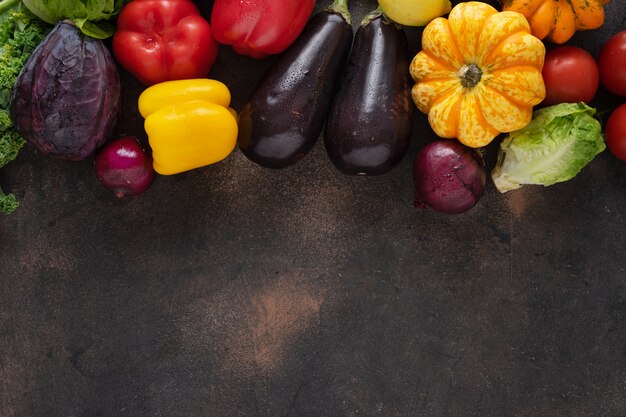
[{"x1": 138, "y1": 79, "x2": 238, "y2": 175}]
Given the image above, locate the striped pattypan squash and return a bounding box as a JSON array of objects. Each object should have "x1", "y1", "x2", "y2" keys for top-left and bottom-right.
[
  {"x1": 502, "y1": 0, "x2": 610, "y2": 44},
  {"x1": 410, "y1": 2, "x2": 546, "y2": 148}
]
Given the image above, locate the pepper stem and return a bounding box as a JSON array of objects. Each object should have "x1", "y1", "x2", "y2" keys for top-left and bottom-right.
[
  {"x1": 458, "y1": 63, "x2": 483, "y2": 89},
  {"x1": 328, "y1": 0, "x2": 351, "y2": 25}
]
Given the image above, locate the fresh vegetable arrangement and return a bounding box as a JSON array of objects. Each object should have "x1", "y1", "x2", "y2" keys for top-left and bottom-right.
[{"x1": 0, "y1": 0, "x2": 624, "y2": 217}]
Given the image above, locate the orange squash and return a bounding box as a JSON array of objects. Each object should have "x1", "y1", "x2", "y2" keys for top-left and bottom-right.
[
  {"x1": 410, "y1": 2, "x2": 546, "y2": 148},
  {"x1": 502, "y1": 0, "x2": 610, "y2": 44}
]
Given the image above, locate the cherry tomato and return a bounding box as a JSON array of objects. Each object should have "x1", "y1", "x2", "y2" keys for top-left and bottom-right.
[
  {"x1": 541, "y1": 46, "x2": 599, "y2": 106},
  {"x1": 598, "y1": 31, "x2": 626, "y2": 96},
  {"x1": 605, "y1": 104, "x2": 626, "y2": 161}
]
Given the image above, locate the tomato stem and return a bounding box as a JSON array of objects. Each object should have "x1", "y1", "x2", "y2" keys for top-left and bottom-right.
[{"x1": 458, "y1": 63, "x2": 483, "y2": 88}]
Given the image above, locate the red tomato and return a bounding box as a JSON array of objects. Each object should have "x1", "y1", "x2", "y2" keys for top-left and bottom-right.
[
  {"x1": 605, "y1": 104, "x2": 626, "y2": 161},
  {"x1": 598, "y1": 31, "x2": 626, "y2": 96},
  {"x1": 541, "y1": 46, "x2": 599, "y2": 106}
]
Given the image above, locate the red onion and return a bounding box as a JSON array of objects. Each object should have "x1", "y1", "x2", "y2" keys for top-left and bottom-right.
[
  {"x1": 94, "y1": 135, "x2": 154, "y2": 198},
  {"x1": 413, "y1": 140, "x2": 486, "y2": 214}
]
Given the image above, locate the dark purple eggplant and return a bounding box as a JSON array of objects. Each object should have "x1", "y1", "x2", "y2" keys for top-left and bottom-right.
[
  {"x1": 237, "y1": 1, "x2": 353, "y2": 169},
  {"x1": 324, "y1": 12, "x2": 412, "y2": 175},
  {"x1": 10, "y1": 20, "x2": 121, "y2": 161}
]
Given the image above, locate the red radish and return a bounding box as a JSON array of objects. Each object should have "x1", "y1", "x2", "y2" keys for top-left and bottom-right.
[
  {"x1": 413, "y1": 140, "x2": 486, "y2": 214},
  {"x1": 94, "y1": 135, "x2": 154, "y2": 198}
]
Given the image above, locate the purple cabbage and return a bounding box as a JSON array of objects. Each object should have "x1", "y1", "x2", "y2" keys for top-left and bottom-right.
[{"x1": 10, "y1": 20, "x2": 121, "y2": 161}]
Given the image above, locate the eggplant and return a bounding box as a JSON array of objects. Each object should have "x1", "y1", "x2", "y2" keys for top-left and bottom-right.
[
  {"x1": 324, "y1": 12, "x2": 412, "y2": 175},
  {"x1": 10, "y1": 20, "x2": 121, "y2": 161},
  {"x1": 237, "y1": 1, "x2": 353, "y2": 169}
]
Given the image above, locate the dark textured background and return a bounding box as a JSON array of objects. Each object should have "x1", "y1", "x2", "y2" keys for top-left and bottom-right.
[{"x1": 2, "y1": 1, "x2": 626, "y2": 416}]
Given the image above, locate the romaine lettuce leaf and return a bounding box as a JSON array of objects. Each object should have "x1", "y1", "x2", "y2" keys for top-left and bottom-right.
[{"x1": 491, "y1": 102, "x2": 605, "y2": 193}]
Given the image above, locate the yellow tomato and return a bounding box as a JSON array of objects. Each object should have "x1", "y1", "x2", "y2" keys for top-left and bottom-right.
[{"x1": 378, "y1": 0, "x2": 452, "y2": 26}]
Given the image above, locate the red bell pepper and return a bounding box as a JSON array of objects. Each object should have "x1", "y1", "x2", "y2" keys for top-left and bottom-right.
[
  {"x1": 210, "y1": 0, "x2": 316, "y2": 59},
  {"x1": 112, "y1": 0, "x2": 218, "y2": 86}
]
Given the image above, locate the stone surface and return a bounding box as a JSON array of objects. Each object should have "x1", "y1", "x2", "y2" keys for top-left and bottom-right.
[{"x1": 1, "y1": 1, "x2": 626, "y2": 416}]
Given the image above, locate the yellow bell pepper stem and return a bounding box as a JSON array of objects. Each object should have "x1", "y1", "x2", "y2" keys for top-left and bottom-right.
[{"x1": 138, "y1": 79, "x2": 238, "y2": 175}]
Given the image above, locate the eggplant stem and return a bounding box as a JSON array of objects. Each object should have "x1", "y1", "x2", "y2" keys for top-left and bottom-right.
[
  {"x1": 360, "y1": 6, "x2": 383, "y2": 26},
  {"x1": 0, "y1": 0, "x2": 21, "y2": 15},
  {"x1": 328, "y1": 0, "x2": 351, "y2": 25}
]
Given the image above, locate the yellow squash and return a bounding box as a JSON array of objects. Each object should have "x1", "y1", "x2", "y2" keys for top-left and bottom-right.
[
  {"x1": 410, "y1": 2, "x2": 546, "y2": 148},
  {"x1": 502, "y1": 0, "x2": 610, "y2": 44},
  {"x1": 138, "y1": 79, "x2": 238, "y2": 175}
]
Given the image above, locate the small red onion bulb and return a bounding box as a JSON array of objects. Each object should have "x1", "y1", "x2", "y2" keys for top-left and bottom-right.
[{"x1": 94, "y1": 135, "x2": 154, "y2": 198}]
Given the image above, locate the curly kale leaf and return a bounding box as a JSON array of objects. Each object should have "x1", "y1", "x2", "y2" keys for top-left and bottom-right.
[
  {"x1": 0, "y1": 109, "x2": 24, "y2": 213},
  {"x1": 0, "y1": 2, "x2": 50, "y2": 214}
]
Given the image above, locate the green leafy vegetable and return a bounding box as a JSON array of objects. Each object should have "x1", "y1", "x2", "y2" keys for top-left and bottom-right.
[
  {"x1": 0, "y1": 109, "x2": 23, "y2": 214},
  {"x1": 0, "y1": 0, "x2": 49, "y2": 214},
  {"x1": 21, "y1": 0, "x2": 129, "y2": 39},
  {"x1": 492, "y1": 102, "x2": 605, "y2": 193}
]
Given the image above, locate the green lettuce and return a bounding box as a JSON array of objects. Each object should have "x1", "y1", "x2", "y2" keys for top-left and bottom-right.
[
  {"x1": 491, "y1": 102, "x2": 605, "y2": 193},
  {"x1": 21, "y1": 0, "x2": 129, "y2": 38}
]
